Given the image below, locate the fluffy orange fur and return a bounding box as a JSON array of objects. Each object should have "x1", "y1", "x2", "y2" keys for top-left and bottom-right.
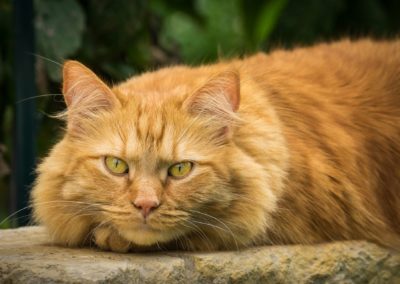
[{"x1": 32, "y1": 39, "x2": 400, "y2": 252}]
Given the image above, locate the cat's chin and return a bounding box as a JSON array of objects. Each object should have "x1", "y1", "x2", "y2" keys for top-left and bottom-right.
[{"x1": 118, "y1": 224, "x2": 180, "y2": 246}]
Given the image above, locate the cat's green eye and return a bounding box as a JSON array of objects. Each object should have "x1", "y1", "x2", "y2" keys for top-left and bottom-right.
[
  {"x1": 168, "y1": 161, "x2": 193, "y2": 179},
  {"x1": 104, "y1": 156, "x2": 129, "y2": 175}
]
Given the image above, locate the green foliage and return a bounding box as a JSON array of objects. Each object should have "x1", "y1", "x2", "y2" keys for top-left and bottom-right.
[
  {"x1": 253, "y1": 0, "x2": 288, "y2": 47},
  {"x1": 81, "y1": 0, "x2": 148, "y2": 80},
  {"x1": 160, "y1": 0, "x2": 288, "y2": 63},
  {"x1": 35, "y1": 0, "x2": 85, "y2": 81},
  {"x1": 160, "y1": 0, "x2": 245, "y2": 63},
  {"x1": 18, "y1": 0, "x2": 400, "y2": 87},
  {"x1": 242, "y1": 0, "x2": 288, "y2": 49}
]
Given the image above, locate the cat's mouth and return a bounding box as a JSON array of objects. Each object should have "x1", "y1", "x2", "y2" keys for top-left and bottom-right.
[
  {"x1": 134, "y1": 223, "x2": 158, "y2": 232},
  {"x1": 117, "y1": 223, "x2": 180, "y2": 246}
]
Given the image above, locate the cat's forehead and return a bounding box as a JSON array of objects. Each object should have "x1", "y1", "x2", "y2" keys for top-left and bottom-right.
[
  {"x1": 101, "y1": 67, "x2": 218, "y2": 165},
  {"x1": 117, "y1": 85, "x2": 189, "y2": 104},
  {"x1": 103, "y1": 92, "x2": 201, "y2": 166},
  {"x1": 119, "y1": 110, "x2": 201, "y2": 166},
  {"x1": 113, "y1": 65, "x2": 210, "y2": 101}
]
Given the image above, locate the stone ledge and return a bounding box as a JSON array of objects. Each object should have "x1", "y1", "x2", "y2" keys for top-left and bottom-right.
[{"x1": 0, "y1": 227, "x2": 399, "y2": 283}]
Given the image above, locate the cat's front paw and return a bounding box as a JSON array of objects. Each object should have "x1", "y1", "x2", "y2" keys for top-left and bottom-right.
[{"x1": 93, "y1": 227, "x2": 131, "y2": 253}]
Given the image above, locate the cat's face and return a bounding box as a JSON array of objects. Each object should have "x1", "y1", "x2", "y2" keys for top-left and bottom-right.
[
  {"x1": 32, "y1": 61, "x2": 274, "y2": 250},
  {"x1": 61, "y1": 90, "x2": 237, "y2": 247}
]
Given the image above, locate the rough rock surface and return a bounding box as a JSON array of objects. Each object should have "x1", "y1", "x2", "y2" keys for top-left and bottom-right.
[{"x1": 0, "y1": 227, "x2": 399, "y2": 283}]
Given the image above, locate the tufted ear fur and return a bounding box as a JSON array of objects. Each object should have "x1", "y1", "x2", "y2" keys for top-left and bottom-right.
[
  {"x1": 183, "y1": 70, "x2": 241, "y2": 140},
  {"x1": 62, "y1": 60, "x2": 119, "y2": 133}
]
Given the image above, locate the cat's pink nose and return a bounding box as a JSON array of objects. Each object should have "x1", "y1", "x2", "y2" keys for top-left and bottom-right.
[{"x1": 133, "y1": 198, "x2": 159, "y2": 219}]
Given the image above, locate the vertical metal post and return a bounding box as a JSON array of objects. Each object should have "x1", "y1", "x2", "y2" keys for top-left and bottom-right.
[{"x1": 12, "y1": 0, "x2": 36, "y2": 226}]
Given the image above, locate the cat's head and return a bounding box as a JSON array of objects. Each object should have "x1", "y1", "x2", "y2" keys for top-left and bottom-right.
[{"x1": 32, "y1": 61, "x2": 279, "y2": 251}]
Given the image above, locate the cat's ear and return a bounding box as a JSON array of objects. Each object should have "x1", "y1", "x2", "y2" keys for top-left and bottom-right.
[
  {"x1": 184, "y1": 70, "x2": 240, "y2": 114},
  {"x1": 63, "y1": 60, "x2": 117, "y2": 109},
  {"x1": 62, "y1": 61, "x2": 119, "y2": 133},
  {"x1": 183, "y1": 70, "x2": 240, "y2": 139}
]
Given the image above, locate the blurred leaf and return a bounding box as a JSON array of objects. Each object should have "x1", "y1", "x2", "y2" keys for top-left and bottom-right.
[
  {"x1": 197, "y1": 0, "x2": 245, "y2": 52},
  {"x1": 160, "y1": 0, "x2": 245, "y2": 64},
  {"x1": 161, "y1": 12, "x2": 208, "y2": 63},
  {"x1": 253, "y1": 0, "x2": 288, "y2": 47},
  {"x1": 35, "y1": 0, "x2": 85, "y2": 81},
  {"x1": 268, "y1": 0, "x2": 346, "y2": 46},
  {"x1": 0, "y1": 213, "x2": 11, "y2": 229},
  {"x1": 0, "y1": 144, "x2": 10, "y2": 177},
  {"x1": 101, "y1": 62, "x2": 136, "y2": 83},
  {"x1": 150, "y1": 0, "x2": 196, "y2": 18},
  {"x1": 86, "y1": 0, "x2": 146, "y2": 54},
  {"x1": 77, "y1": 0, "x2": 150, "y2": 80}
]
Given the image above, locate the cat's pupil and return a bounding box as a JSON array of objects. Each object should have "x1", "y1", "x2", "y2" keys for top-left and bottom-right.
[{"x1": 114, "y1": 159, "x2": 119, "y2": 168}]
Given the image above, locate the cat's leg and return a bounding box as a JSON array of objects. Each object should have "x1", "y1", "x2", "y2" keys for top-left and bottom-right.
[{"x1": 93, "y1": 226, "x2": 131, "y2": 253}]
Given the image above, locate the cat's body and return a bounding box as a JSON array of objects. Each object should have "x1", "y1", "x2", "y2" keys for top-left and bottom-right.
[{"x1": 32, "y1": 39, "x2": 400, "y2": 252}]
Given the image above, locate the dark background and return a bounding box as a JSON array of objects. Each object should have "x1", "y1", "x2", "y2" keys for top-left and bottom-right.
[{"x1": 1, "y1": 0, "x2": 400, "y2": 227}]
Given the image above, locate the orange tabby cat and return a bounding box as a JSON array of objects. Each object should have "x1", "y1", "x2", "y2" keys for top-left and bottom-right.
[{"x1": 31, "y1": 39, "x2": 400, "y2": 252}]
